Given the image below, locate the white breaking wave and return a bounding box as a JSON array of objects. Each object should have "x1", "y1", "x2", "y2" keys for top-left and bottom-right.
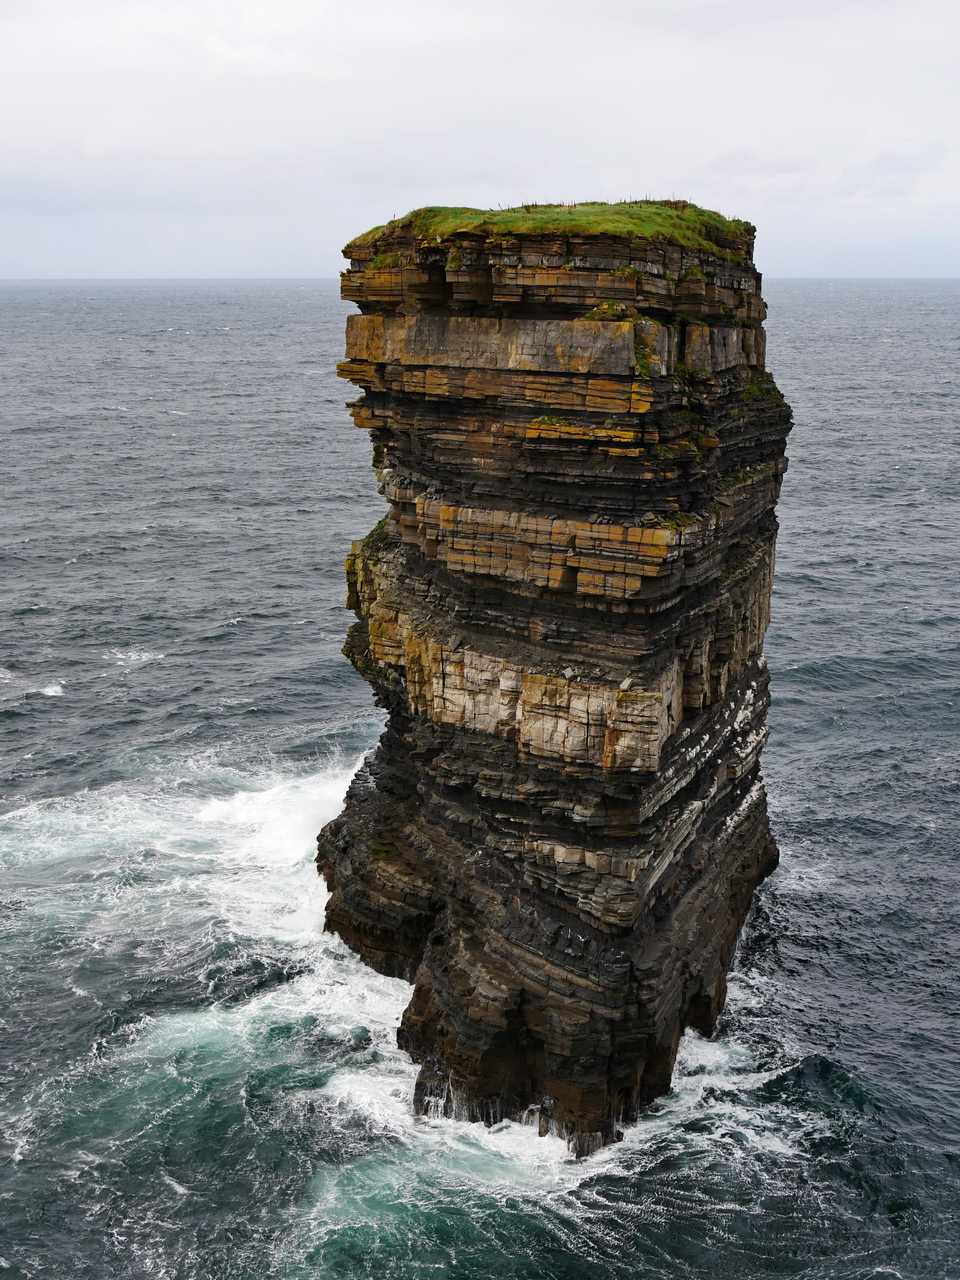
[
  {"x1": 102, "y1": 647, "x2": 165, "y2": 669},
  {"x1": 0, "y1": 746, "x2": 814, "y2": 1275},
  {"x1": 0, "y1": 667, "x2": 65, "y2": 701},
  {"x1": 0, "y1": 755, "x2": 360, "y2": 946}
]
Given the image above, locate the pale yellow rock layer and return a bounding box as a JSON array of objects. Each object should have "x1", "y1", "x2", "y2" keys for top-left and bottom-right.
[{"x1": 345, "y1": 315, "x2": 638, "y2": 376}]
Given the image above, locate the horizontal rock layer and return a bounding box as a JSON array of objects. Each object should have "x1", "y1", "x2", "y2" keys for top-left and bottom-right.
[{"x1": 318, "y1": 206, "x2": 791, "y2": 1154}]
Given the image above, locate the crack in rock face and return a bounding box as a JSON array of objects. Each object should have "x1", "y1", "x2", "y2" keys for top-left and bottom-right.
[{"x1": 317, "y1": 201, "x2": 791, "y2": 1156}]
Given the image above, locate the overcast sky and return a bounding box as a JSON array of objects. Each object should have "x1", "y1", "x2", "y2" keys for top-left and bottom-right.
[{"x1": 0, "y1": 0, "x2": 956, "y2": 277}]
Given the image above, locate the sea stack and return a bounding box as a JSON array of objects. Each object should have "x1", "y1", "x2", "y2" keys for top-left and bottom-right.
[{"x1": 318, "y1": 201, "x2": 791, "y2": 1154}]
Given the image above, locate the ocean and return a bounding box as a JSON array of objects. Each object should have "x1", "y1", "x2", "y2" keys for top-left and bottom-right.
[{"x1": 1, "y1": 278, "x2": 958, "y2": 1279}]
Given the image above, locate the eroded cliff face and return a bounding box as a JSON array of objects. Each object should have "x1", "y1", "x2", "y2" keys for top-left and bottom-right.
[{"x1": 318, "y1": 202, "x2": 791, "y2": 1154}]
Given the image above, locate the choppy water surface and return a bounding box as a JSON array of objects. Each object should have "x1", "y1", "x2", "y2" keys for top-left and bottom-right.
[{"x1": 1, "y1": 279, "x2": 958, "y2": 1279}]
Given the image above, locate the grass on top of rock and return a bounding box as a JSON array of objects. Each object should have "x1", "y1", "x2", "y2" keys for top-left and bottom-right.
[{"x1": 348, "y1": 200, "x2": 754, "y2": 260}]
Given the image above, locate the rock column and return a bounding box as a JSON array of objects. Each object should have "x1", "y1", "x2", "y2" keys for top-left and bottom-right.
[{"x1": 318, "y1": 204, "x2": 791, "y2": 1154}]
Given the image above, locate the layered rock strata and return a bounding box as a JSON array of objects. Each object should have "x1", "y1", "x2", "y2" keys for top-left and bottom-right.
[{"x1": 318, "y1": 202, "x2": 791, "y2": 1154}]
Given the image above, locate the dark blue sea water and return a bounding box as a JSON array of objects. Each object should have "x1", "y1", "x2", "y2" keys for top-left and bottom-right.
[{"x1": 1, "y1": 278, "x2": 958, "y2": 1279}]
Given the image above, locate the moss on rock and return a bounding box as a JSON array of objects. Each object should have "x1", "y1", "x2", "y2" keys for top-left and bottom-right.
[{"x1": 347, "y1": 199, "x2": 754, "y2": 260}]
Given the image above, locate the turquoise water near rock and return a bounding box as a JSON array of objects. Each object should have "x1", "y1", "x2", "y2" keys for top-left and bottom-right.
[{"x1": 1, "y1": 279, "x2": 958, "y2": 1278}]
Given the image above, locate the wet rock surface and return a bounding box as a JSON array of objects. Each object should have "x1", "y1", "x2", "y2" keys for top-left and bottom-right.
[{"x1": 318, "y1": 204, "x2": 791, "y2": 1154}]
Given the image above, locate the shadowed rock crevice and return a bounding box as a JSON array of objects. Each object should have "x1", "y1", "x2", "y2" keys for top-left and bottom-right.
[{"x1": 318, "y1": 201, "x2": 791, "y2": 1155}]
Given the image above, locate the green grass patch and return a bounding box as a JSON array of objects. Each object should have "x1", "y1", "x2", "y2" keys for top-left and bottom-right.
[
  {"x1": 634, "y1": 333, "x2": 652, "y2": 379},
  {"x1": 719, "y1": 542, "x2": 762, "y2": 581},
  {"x1": 669, "y1": 409, "x2": 703, "y2": 428},
  {"x1": 348, "y1": 200, "x2": 754, "y2": 260},
  {"x1": 673, "y1": 360, "x2": 710, "y2": 384},
  {"x1": 656, "y1": 440, "x2": 701, "y2": 462},
  {"x1": 583, "y1": 299, "x2": 636, "y2": 320},
  {"x1": 361, "y1": 515, "x2": 391, "y2": 553},
  {"x1": 740, "y1": 371, "x2": 786, "y2": 405},
  {"x1": 718, "y1": 462, "x2": 771, "y2": 491},
  {"x1": 662, "y1": 511, "x2": 698, "y2": 531}
]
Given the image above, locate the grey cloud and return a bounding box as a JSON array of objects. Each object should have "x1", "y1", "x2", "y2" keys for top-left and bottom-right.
[
  {"x1": 0, "y1": 151, "x2": 326, "y2": 215},
  {"x1": 698, "y1": 152, "x2": 817, "y2": 180},
  {"x1": 0, "y1": 0, "x2": 957, "y2": 275},
  {"x1": 830, "y1": 147, "x2": 947, "y2": 199}
]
